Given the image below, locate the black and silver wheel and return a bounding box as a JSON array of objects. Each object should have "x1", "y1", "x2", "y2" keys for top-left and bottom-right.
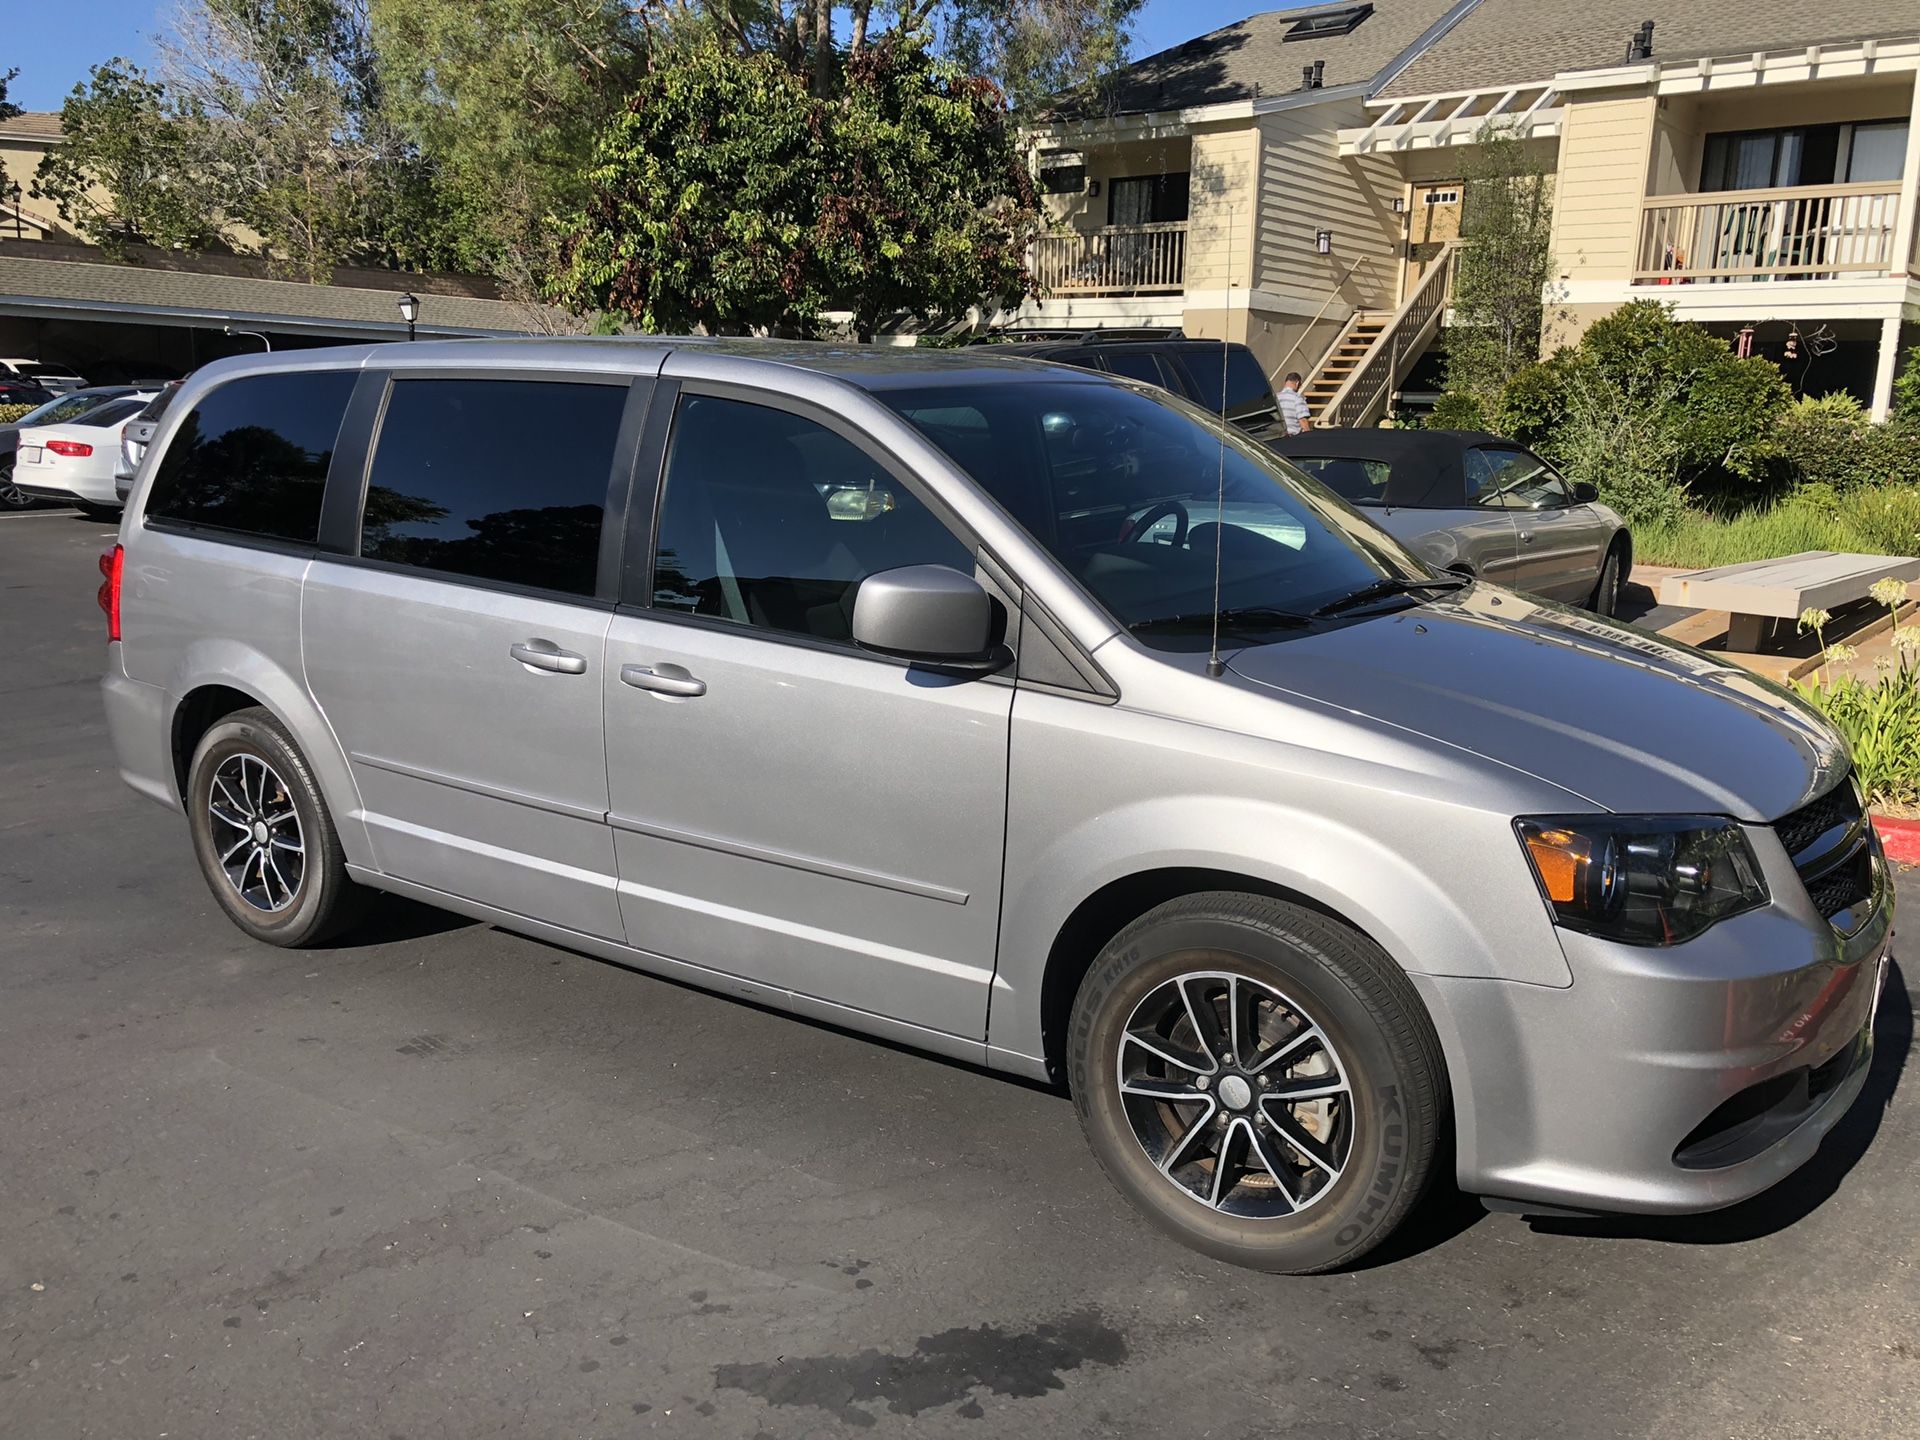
[
  {"x1": 0, "y1": 456, "x2": 31, "y2": 509},
  {"x1": 1591, "y1": 543, "x2": 1624, "y2": 617},
  {"x1": 1070, "y1": 892, "x2": 1446, "y2": 1273},
  {"x1": 187, "y1": 707, "x2": 368, "y2": 947}
]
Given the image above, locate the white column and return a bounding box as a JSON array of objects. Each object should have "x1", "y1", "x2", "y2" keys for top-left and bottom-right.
[
  {"x1": 1870, "y1": 314, "x2": 1902, "y2": 422},
  {"x1": 1890, "y1": 74, "x2": 1920, "y2": 280}
]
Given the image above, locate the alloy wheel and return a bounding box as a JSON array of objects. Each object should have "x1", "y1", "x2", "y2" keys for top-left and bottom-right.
[
  {"x1": 206, "y1": 753, "x2": 306, "y2": 912},
  {"x1": 1116, "y1": 969, "x2": 1353, "y2": 1219},
  {"x1": 0, "y1": 458, "x2": 27, "y2": 509}
]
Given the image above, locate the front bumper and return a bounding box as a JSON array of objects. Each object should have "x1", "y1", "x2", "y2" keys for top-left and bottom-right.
[{"x1": 1423, "y1": 828, "x2": 1893, "y2": 1215}]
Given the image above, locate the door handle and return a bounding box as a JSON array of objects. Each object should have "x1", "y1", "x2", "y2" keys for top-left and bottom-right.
[
  {"x1": 510, "y1": 639, "x2": 587, "y2": 675},
  {"x1": 1518, "y1": 529, "x2": 1534, "y2": 543},
  {"x1": 621, "y1": 662, "x2": 706, "y2": 698}
]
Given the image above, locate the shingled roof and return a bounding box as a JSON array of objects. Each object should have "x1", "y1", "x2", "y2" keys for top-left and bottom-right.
[
  {"x1": 1051, "y1": 0, "x2": 1475, "y2": 118},
  {"x1": 1377, "y1": 0, "x2": 1920, "y2": 99},
  {"x1": 0, "y1": 112, "x2": 64, "y2": 143}
]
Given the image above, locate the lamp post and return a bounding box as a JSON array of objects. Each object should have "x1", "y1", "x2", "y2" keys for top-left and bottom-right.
[{"x1": 397, "y1": 291, "x2": 419, "y2": 342}]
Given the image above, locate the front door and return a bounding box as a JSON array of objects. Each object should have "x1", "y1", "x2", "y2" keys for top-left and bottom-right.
[
  {"x1": 1470, "y1": 445, "x2": 1607, "y2": 601},
  {"x1": 1406, "y1": 182, "x2": 1463, "y2": 294},
  {"x1": 601, "y1": 384, "x2": 1012, "y2": 1038},
  {"x1": 302, "y1": 372, "x2": 646, "y2": 939}
]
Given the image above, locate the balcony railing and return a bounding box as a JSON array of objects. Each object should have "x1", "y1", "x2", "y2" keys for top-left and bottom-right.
[
  {"x1": 1031, "y1": 222, "x2": 1187, "y2": 296},
  {"x1": 1635, "y1": 182, "x2": 1904, "y2": 283}
]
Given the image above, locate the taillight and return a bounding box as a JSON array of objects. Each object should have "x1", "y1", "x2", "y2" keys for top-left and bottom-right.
[
  {"x1": 98, "y1": 544, "x2": 123, "y2": 642},
  {"x1": 47, "y1": 439, "x2": 93, "y2": 458}
]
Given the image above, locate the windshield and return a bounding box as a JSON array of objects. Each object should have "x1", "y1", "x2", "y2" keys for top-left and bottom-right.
[
  {"x1": 879, "y1": 379, "x2": 1430, "y2": 647},
  {"x1": 1287, "y1": 454, "x2": 1393, "y2": 506},
  {"x1": 1178, "y1": 348, "x2": 1274, "y2": 415},
  {"x1": 15, "y1": 392, "x2": 120, "y2": 427}
]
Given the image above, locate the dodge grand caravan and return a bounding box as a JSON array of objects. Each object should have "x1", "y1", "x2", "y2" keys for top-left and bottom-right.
[{"x1": 100, "y1": 341, "x2": 1891, "y2": 1272}]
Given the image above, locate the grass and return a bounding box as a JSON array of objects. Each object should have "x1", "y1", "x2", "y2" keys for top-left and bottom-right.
[{"x1": 1635, "y1": 485, "x2": 1920, "y2": 569}]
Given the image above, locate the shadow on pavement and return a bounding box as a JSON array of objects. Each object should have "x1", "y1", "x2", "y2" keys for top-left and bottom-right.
[
  {"x1": 322, "y1": 892, "x2": 478, "y2": 948},
  {"x1": 1526, "y1": 959, "x2": 1911, "y2": 1247}
]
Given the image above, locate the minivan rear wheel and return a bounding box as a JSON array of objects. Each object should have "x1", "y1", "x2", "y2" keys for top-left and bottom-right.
[
  {"x1": 1068, "y1": 893, "x2": 1446, "y2": 1273},
  {"x1": 186, "y1": 707, "x2": 369, "y2": 947}
]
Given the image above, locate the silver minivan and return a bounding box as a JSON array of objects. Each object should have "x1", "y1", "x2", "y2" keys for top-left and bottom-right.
[{"x1": 101, "y1": 341, "x2": 1891, "y2": 1273}]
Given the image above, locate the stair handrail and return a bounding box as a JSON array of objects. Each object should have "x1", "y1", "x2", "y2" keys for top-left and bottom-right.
[
  {"x1": 1320, "y1": 242, "x2": 1459, "y2": 428},
  {"x1": 1271, "y1": 255, "x2": 1379, "y2": 381}
]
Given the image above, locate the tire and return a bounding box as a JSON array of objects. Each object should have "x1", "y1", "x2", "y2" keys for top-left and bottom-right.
[
  {"x1": 1590, "y1": 542, "x2": 1624, "y2": 617},
  {"x1": 186, "y1": 707, "x2": 370, "y2": 947},
  {"x1": 1068, "y1": 892, "x2": 1446, "y2": 1274},
  {"x1": 0, "y1": 456, "x2": 30, "y2": 510}
]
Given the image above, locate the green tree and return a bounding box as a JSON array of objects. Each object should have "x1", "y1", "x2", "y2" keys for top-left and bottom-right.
[
  {"x1": 371, "y1": 0, "x2": 643, "y2": 300},
  {"x1": 1440, "y1": 123, "x2": 1553, "y2": 418},
  {"x1": 0, "y1": 67, "x2": 21, "y2": 123},
  {"x1": 817, "y1": 35, "x2": 1039, "y2": 338},
  {"x1": 944, "y1": 0, "x2": 1142, "y2": 112},
  {"x1": 551, "y1": 43, "x2": 826, "y2": 333},
  {"x1": 1893, "y1": 344, "x2": 1920, "y2": 428},
  {"x1": 31, "y1": 60, "x2": 224, "y2": 256},
  {"x1": 551, "y1": 32, "x2": 1039, "y2": 338}
]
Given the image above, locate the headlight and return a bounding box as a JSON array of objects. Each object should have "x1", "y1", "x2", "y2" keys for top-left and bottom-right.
[{"x1": 1515, "y1": 816, "x2": 1768, "y2": 947}]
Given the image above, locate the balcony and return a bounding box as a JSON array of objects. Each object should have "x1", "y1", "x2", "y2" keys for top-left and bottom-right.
[
  {"x1": 1031, "y1": 222, "x2": 1187, "y2": 296},
  {"x1": 1635, "y1": 182, "x2": 1906, "y2": 284}
]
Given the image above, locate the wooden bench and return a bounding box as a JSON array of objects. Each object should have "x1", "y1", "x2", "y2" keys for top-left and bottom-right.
[{"x1": 1657, "y1": 551, "x2": 1920, "y2": 651}]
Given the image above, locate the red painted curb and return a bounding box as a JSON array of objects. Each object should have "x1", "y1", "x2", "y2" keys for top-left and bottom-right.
[{"x1": 1872, "y1": 812, "x2": 1920, "y2": 867}]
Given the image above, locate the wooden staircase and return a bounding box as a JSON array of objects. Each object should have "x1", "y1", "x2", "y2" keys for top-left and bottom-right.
[{"x1": 1302, "y1": 312, "x2": 1388, "y2": 423}]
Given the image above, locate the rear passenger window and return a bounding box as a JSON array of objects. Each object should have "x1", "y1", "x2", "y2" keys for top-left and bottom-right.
[
  {"x1": 1101, "y1": 352, "x2": 1174, "y2": 389},
  {"x1": 145, "y1": 371, "x2": 355, "y2": 543},
  {"x1": 358, "y1": 378, "x2": 627, "y2": 598}
]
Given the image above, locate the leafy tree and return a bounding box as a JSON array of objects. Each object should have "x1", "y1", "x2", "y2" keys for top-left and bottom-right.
[
  {"x1": 551, "y1": 32, "x2": 1039, "y2": 338},
  {"x1": 1894, "y1": 344, "x2": 1920, "y2": 428},
  {"x1": 32, "y1": 60, "x2": 225, "y2": 256},
  {"x1": 817, "y1": 35, "x2": 1039, "y2": 338},
  {"x1": 944, "y1": 0, "x2": 1142, "y2": 112},
  {"x1": 1440, "y1": 124, "x2": 1553, "y2": 418},
  {"x1": 0, "y1": 67, "x2": 21, "y2": 123},
  {"x1": 551, "y1": 42, "x2": 826, "y2": 334},
  {"x1": 371, "y1": 0, "x2": 643, "y2": 300}
]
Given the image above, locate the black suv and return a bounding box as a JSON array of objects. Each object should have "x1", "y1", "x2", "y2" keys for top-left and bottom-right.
[{"x1": 987, "y1": 333, "x2": 1282, "y2": 440}]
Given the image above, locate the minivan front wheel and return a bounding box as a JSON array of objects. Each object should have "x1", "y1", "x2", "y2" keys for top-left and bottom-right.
[
  {"x1": 187, "y1": 708, "x2": 368, "y2": 947},
  {"x1": 1069, "y1": 893, "x2": 1446, "y2": 1273}
]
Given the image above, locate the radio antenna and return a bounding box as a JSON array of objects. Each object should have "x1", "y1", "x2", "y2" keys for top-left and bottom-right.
[{"x1": 1205, "y1": 204, "x2": 1237, "y2": 678}]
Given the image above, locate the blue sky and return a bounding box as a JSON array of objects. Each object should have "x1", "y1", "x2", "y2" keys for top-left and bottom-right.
[{"x1": 3, "y1": 0, "x2": 1271, "y2": 111}]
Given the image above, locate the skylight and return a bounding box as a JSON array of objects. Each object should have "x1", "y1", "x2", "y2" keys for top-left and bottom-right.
[{"x1": 1284, "y1": 3, "x2": 1374, "y2": 41}]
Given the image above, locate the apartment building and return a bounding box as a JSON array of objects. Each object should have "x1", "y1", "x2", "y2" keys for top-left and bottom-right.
[{"x1": 1019, "y1": 1, "x2": 1920, "y2": 423}]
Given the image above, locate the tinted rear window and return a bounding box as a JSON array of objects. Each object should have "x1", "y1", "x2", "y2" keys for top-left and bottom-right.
[
  {"x1": 357, "y1": 377, "x2": 626, "y2": 597},
  {"x1": 1178, "y1": 348, "x2": 1274, "y2": 415},
  {"x1": 76, "y1": 398, "x2": 147, "y2": 428},
  {"x1": 145, "y1": 371, "x2": 356, "y2": 543},
  {"x1": 1288, "y1": 455, "x2": 1393, "y2": 505},
  {"x1": 137, "y1": 386, "x2": 183, "y2": 423}
]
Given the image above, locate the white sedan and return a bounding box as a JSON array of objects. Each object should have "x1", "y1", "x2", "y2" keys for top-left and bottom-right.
[{"x1": 12, "y1": 393, "x2": 155, "y2": 516}]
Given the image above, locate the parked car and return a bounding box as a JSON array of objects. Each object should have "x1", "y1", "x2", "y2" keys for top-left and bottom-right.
[
  {"x1": 12, "y1": 391, "x2": 157, "y2": 516},
  {"x1": 1273, "y1": 429, "x2": 1633, "y2": 615},
  {"x1": 1, "y1": 387, "x2": 150, "y2": 509},
  {"x1": 0, "y1": 358, "x2": 89, "y2": 394},
  {"x1": 0, "y1": 377, "x2": 57, "y2": 408},
  {"x1": 102, "y1": 343, "x2": 1888, "y2": 1274},
  {"x1": 991, "y1": 334, "x2": 1284, "y2": 440},
  {"x1": 114, "y1": 381, "x2": 186, "y2": 502}
]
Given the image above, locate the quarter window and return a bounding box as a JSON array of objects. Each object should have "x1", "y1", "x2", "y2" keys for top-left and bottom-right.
[
  {"x1": 145, "y1": 370, "x2": 356, "y2": 543},
  {"x1": 359, "y1": 378, "x2": 627, "y2": 597},
  {"x1": 651, "y1": 394, "x2": 975, "y2": 644}
]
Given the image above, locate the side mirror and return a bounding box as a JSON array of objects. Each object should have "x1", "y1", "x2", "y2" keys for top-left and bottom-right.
[
  {"x1": 852, "y1": 565, "x2": 1004, "y2": 670},
  {"x1": 1571, "y1": 480, "x2": 1599, "y2": 504}
]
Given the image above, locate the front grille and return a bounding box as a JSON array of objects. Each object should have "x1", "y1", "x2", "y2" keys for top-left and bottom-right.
[{"x1": 1772, "y1": 774, "x2": 1876, "y2": 931}]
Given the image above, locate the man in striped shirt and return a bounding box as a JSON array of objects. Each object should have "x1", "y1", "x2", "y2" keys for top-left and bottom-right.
[{"x1": 1278, "y1": 373, "x2": 1313, "y2": 435}]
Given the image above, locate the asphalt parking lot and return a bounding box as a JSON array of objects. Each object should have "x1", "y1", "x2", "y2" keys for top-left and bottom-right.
[{"x1": 2, "y1": 510, "x2": 1915, "y2": 1440}]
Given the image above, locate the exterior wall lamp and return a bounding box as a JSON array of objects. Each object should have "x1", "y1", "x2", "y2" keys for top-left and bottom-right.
[{"x1": 1315, "y1": 229, "x2": 1333, "y2": 255}]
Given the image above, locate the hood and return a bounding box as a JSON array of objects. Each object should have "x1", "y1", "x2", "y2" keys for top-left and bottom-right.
[{"x1": 1226, "y1": 590, "x2": 1847, "y2": 821}]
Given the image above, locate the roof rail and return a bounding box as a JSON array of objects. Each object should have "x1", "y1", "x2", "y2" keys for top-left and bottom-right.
[{"x1": 1077, "y1": 327, "x2": 1188, "y2": 344}]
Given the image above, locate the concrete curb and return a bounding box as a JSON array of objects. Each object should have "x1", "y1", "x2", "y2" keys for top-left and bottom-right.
[{"x1": 1872, "y1": 812, "x2": 1920, "y2": 867}]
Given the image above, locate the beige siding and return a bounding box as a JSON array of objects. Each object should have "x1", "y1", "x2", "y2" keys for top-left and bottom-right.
[
  {"x1": 1548, "y1": 94, "x2": 1658, "y2": 282},
  {"x1": 1253, "y1": 99, "x2": 1400, "y2": 312},
  {"x1": 1186, "y1": 122, "x2": 1259, "y2": 294}
]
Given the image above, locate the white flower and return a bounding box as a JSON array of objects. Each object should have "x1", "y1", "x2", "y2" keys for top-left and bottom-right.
[
  {"x1": 1869, "y1": 577, "x2": 1910, "y2": 609},
  {"x1": 1891, "y1": 627, "x2": 1920, "y2": 655},
  {"x1": 1798, "y1": 607, "x2": 1832, "y2": 635},
  {"x1": 1823, "y1": 643, "x2": 1858, "y2": 666}
]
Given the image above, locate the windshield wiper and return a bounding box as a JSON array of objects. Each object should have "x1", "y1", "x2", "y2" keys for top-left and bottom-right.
[
  {"x1": 1129, "y1": 606, "x2": 1315, "y2": 635},
  {"x1": 1311, "y1": 575, "x2": 1468, "y2": 618}
]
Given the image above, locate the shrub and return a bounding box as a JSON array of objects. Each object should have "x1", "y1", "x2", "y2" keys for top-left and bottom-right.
[
  {"x1": 1426, "y1": 391, "x2": 1486, "y2": 430},
  {"x1": 0, "y1": 403, "x2": 35, "y2": 425},
  {"x1": 1796, "y1": 667, "x2": 1920, "y2": 808},
  {"x1": 1772, "y1": 393, "x2": 1920, "y2": 493},
  {"x1": 1894, "y1": 344, "x2": 1920, "y2": 427},
  {"x1": 1490, "y1": 359, "x2": 1565, "y2": 447}
]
